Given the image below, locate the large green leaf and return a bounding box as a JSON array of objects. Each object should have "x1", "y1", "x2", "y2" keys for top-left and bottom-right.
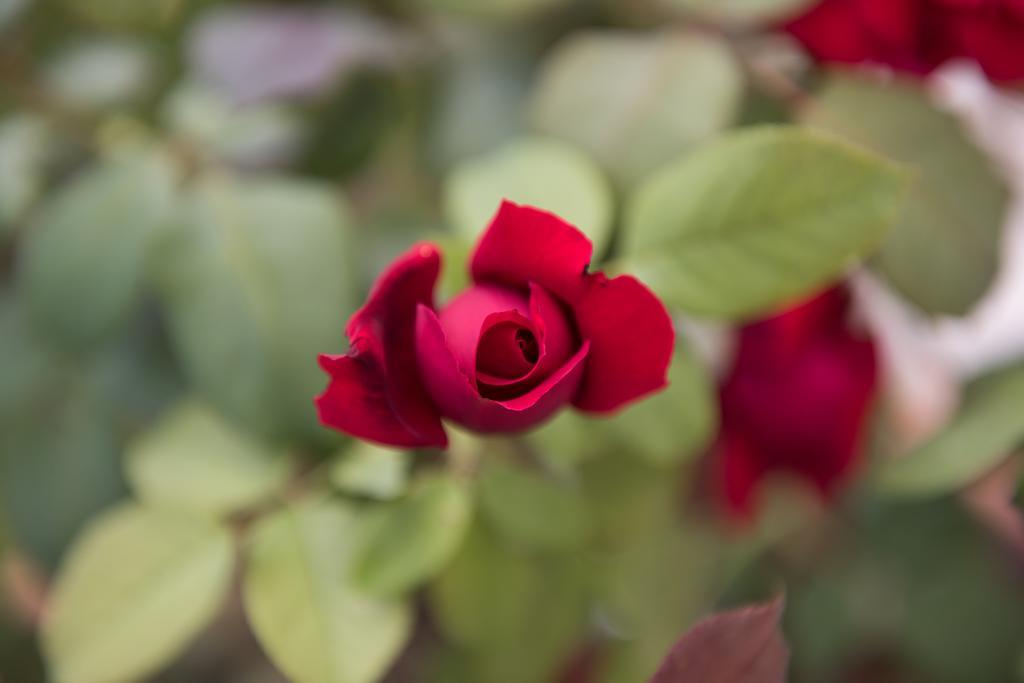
[
  {"x1": 126, "y1": 400, "x2": 291, "y2": 517},
  {"x1": 0, "y1": 294, "x2": 128, "y2": 568},
  {"x1": 478, "y1": 458, "x2": 590, "y2": 552},
  {"x1": 621, "y1": 126, "x2": 906, "y2": 319},
  {"x1": 154, "y1": 174, "x2": 355, "y2": 441},
  {"x1": 243, "y1": 498, "x2": 412, "y2": 683},
  {"x1": 530, "y1": 344, "x2": 717, "y2": 467},
  {"x1": 43, "y1": 505, "x2": 234, "y2": 683},
  {"x1": 444, "y1": 137, "x2": 614, "y2": 256},
  {"x1": 430, "y1": 520, "x2": 588, "y2": 683},
  {"x1": 876, "y1": 364, "x2": 1024, "y2": 497},
  {"x1": 802, "y1": 74, "x2": 1008, "y2": 315},
  {"x1": 528, "y1": 30, "x2": 742, "y2": 188},
  {"x1": 18, "y1": 151, "x2": 176, "y2": 349},
  {"x1": 350, "y1": 473, "x2": 472, "y2": 597}
]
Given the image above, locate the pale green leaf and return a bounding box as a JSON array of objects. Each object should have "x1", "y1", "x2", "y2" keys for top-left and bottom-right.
[
  {"x1": 621, "y1": 126, "x2": 906, "y2": 319},
  {"x1": 444, "y1": 137, "x2": 613, "y2": 255},
  {"x1": 155, "y1": 174, "x2": 355, "y2": 441},
  {"x1": 802, "y1": 74, "x2": 1008, "y2": 315},
  {"x1": 0, "y1": 116, "x2": 50, "y2": 229},
  {"x1": 126, "y1": 400, "x2": 291, "y2": 517},
  {"x1": 19, "y1": 151, "x2": 176, "y2": 349},
  {"x1": 662, "y1": 0, "x2": 814, "y2": 23},
  {"x1": 243, "y1": 498, "x2": 411, "y2": 683},
  {"x1": 876, "y1": 364, "x2": 1024, "y2": 497},
  {"x1": 529, "y1": 30, "x2": 742, "y2": 187},
  {"x1": 329, "y1": 443, "x2": 410, "y2": 501},
  {"x1": 351, "y1": 473, "x2": 472, "y2": 597},
  {"x1": 43, "y1": 505, "x2": 233, "y2": 683},
  {"x1": 478, "y1": 458, "x2": 589, "y2": 552}
]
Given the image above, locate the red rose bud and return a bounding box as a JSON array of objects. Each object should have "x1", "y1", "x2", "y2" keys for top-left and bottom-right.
[
  {"x1": 316, "y1": 201, "x2": 675, "y2": 448},
  {"x1": 716, "y1": 287, "x2": 878, "y2": 518},
  {"x1": 784, "y1": 0, "x2": 1024, "y2": 83}
]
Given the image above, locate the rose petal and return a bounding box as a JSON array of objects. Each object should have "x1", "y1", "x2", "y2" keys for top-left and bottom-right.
[
  {"x1": 470, "y1": 200, "x2": 594, "y2": 304},
  {"x1": 785, "y1": 0, "x2": 877, "y2": 65},
  {"x1": 315, "y1": 243, "x2": 447, "y2": 448},
  {"x1": 856, "y1": 0, "x2": 921, "y2": 52},
  {"x1": 572, "y1": 274, "x2": 675, "y2": 413},
  {"x1": 476, "y1": 283, "x2": 576, "y2": 398},
  {"x1": 734, "y1": 286, "x2": 854, "y2": 367},
  {"x1": 439, "y1": 283, "x2": 529, "y2": 379},
  {"x1": 416, "y1": 305, "x2": 590, "y2": 432},
  {"x1": 717, "y1": 287, "x2": 878, "y2": 517},
  {"x1": 716, "y1": 430, "x2": 765, "y2": 520},
  {"x1": 940, "y1": 10, "x2": 1024, "y2": 82},
  {"x1": 475, "y1": 311, "x2": 538, "y2": 380}
]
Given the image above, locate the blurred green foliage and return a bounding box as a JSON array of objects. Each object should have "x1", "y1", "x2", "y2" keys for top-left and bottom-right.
[
  {"x1": 803, "y1": 74, "x2": 1010, "y2": 316},
  {"x1": 1, "y1": 0, "x2": 1022, "y2": 682}
]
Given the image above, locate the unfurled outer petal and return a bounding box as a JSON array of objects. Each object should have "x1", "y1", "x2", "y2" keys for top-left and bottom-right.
[
  {"x1": 416, "y1": 305, "x2": 589, "y2": 433},
  {"x1": 316, "y1": 243, "x2": 447, "y2": 448},
  {"x1": 572, "y1": 274, "x2": 675, "y2": 413},
  {"x1": 470, "y1": 200, "x2": 594, "y2": 304}
]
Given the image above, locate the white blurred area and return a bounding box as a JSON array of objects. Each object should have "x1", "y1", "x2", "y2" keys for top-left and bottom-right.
[
  {"x1": 930, "y1": 62, "x2": 1024, "y2": 376},
  {"x1": 854, "y1": 62, "x2": 1024, "y2": 444}
]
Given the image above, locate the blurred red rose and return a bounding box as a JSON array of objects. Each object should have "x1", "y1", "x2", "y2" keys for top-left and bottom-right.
[
  {"x1": 716, "y1": 287, "x2": 878, "y2": 518},
  {"x1": 785, "y1": 0, "x2": 1024, "y2": 83},
  {"x1": 316, "y1": 200, "x2": 674, "y2": 448}
]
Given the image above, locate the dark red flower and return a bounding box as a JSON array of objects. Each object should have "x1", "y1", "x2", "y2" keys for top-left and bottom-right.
[
  {"x1": 316, "y1": 201, "x2": 675, "y2": 448},
  {"x1": 784, "y1": 0, "x2": 1024, "y2": 83},
  {"x1": 715, "y1": 287, "x2": 878, "y2": 518}
]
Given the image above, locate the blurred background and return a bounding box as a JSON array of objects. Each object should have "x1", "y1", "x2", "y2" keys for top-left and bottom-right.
[{"x1": 4, "y1": 0, "x2": 1024, "y2": 682}]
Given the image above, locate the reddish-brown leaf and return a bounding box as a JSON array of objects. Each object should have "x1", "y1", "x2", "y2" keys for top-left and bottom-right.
[{"x1": 649, "y1": 596, "x2": 788, "y2": 683}]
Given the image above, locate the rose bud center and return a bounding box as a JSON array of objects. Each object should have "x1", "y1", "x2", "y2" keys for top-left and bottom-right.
[{"x1": 438, "y1": 283, "x2": 576, "y2": 402}]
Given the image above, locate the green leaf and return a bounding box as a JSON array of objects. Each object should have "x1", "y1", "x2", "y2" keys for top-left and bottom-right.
[
  {"x1": 478, "y1": 458, "x2": 590, "y2": 552},
  {"x1": 529, "y1": 30, "x2": 742, "y2": 188},
  {"x1": 444, "y1": 137, "x2": 614, "y2": 256},
  {"x1": 0, "y1": 116, "x2": 50, "y2": 231},
  {"x1": 126, "y1": 400, "x2": 291, "y2": 517},
  {"x1": 787, "y1": 500, "x2": 1024, "y2": 682},
  {"x1": 876, "y1": 364, "x2": 1024, "y2": 498},
  {"x1": 430, "y1": 520, "x2": 588, "y2": 683},
  {"x1": 43, "y1": 504, "x2": 234, "y2": 683},
  {"x1": 530, "y1": 343, "x2": 717, "y2": 467},
  {"x1": 60, "y1": 0, "x2": 178, "y2": 31},
  {"x1": 0, "y1": 295, "x2": 127, "y2": 568},
  {"x1": 243, "y1": 498, "x2": 412, "y2": 683},
  {"x1": 662, "y1": 0, "x2": 814, "y2": 23},
  {"x1": 18, "y1": 151, "x2": 176, "y2": 349},
  {"x1": 621, "y1": 126, "x2": 906, "y2": 319},
  {"x1": 329, "y1": 442, "x2": 410, "y2": 501},
  {"x1": 155, "y1": 174, "x2": 355, "y2": 442},
  {"x1": 802, "y1": 74, "x2": 1008, "y2": 315},
  {"x1": 409, "y1": 0, "x2": 571, "y2": 20},
  {"x1": 350, "y1": 473, "x2": 472, "y2": 597}
]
